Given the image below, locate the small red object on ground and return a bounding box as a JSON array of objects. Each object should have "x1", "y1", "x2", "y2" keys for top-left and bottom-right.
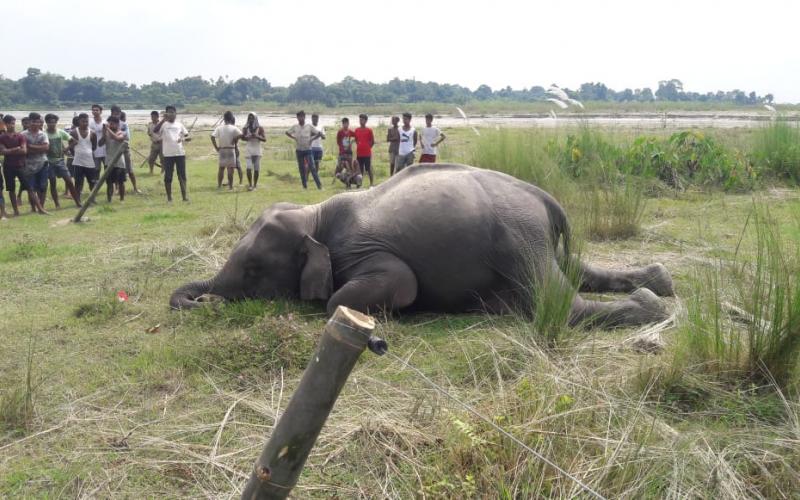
[{"x1": 117, "y1": 290, "x2": 129, "y2": 302}]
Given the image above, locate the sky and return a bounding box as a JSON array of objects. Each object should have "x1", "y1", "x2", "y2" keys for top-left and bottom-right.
[{"x1": 5, "y1": 0, "x2": 800, "y2": 102}]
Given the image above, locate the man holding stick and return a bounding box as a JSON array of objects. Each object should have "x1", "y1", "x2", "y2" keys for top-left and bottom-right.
[{"x1": 146, "y1": 110, "x2": 163, "y2": 174}]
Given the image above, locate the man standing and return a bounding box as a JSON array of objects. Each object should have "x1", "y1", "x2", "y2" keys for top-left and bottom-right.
[
  {"x1": 101, "y1": 116, "x2": 128, "y2": 203},
  {"x1": 354, "y1": 114, "x2": 375, "y2": 187},
  {"x1": 89, "y1": 104, "x2": 106, "y2": 171},
  {"x1": 242, "y1": 112, "x2": 266, "y2": 191},
  {"x1": 419, "y1": 113, "x2": 446, "y2": 163},
  {"x1": 117, "y1": 109, "x2": 141, "y2": 194},
  {"x1": 146, "y1": 110, "x2": 163, "y2": 174},
  {"x1": 211, "y1": 111, "x2": 242, "y2": 190},
  {"x1": 0, "y1": 115, "x2": 27, "y2": 217},
  {"x1": 310, "y1": 113, "x2": 326, "y2": 182},
  {"x1": 154, "y1": 105, "x2": 191, "y2": 202},
  {"x1": 386, "y1": 115, "x2": 400, "y2": 176},
  {"x1": 44, "y1": 113, "x2": 81, "y2": 208},
  {"x1": 395, "y1": 112, "x2": 417, "y2": 173},
  {"x1": 285, "y1": 110, "x2": 323, "y2": 189},
  {"x1": 69, "y1": 113, "x2": 98, "y2": 204},
  {"x1": 21, "y1": 113, "x2": 50, "y2": 215}
]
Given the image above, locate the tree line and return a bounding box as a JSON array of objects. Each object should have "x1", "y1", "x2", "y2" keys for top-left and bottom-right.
[{"x1": 0, "y1": 68, "x2": 774, "y2": 108}]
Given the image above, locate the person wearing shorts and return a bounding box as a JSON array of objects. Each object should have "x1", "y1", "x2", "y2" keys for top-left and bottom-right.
[
  {"x1": 310, "y1": 113, "x2": 326, "y2": 182},
  {"x1": 242, "y1": 112, "x2": 266, "y2": 190},
  {"x1": 154, "y1": 105, "x2": 191, "y2": 202},
  {"x1": 101, "y1": 116, "x2": 128, "y2": 203},
  {"x1": 0, "y1": 115, "x2": 26, "y2": 217},
  {"x1": 335, "y1": 117, "x2": 359, "y2": 188},
  {"x1": 69, "y1": 113, "x2": 99, "y2": 204},
  {"x1": 146, "y1": 110, "x2": 163, "y2": 174},
  {"x1": 113, "y1": 107, "x2": 140, "y2": 194},
  {"x1": 386, "y1": 115, "x2": 400, "y2": 176},
  {"x1": 20, "y1": 113, "x2": 50, "y2": 214},
  {"x1": 419, "y1": 113, "x2": 446, "y2": 163},
  {"x1": 285, "y1": 110, "x2": 324, "y2": 190},
  {"x1": 44, "y1": 113, "x2": 81, "y2": 208},
  {"x1": 394, "y1": 112, "x2": 417, "y2": 173},
  {"x1": 211, "y1": 111, "x2": 243, "y2": 190},
  {"x1": 354, "y1": 113, "x2": 375, "y2": 187}
]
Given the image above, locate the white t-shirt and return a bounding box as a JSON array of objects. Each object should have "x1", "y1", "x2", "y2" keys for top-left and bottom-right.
[
  {"x1": 420, "y1": 126, "x2": 441, "y2": 155},
  {"x1": 212, "y1": 124, "x2": 242, "y2": 149},
  {"x1": 398, "y1": 127, "x2": 416, "y2": 156},
  {"x1": 311, "y1": 125, "x2": 325, "y2": 149},
  {"x1": 160, "y1": 121, "x2": 189, "y2": 157},
  {"x1": 89, "y1": 116, "x2": 106, "y2": 157},
  {"x1": 287, "y1": 123, "x2": 318, "y2": 151}
]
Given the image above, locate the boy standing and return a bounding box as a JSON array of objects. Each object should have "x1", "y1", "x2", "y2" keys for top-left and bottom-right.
[
  {"x1": 69, "y1": 113, "x2": 98, "y2": 204},
  {"x1": 242, "y1": 112, "x2": 266, "y2": 191},
  {"x1": 101, "y1": 116, "x2": 128, "y2": 203},
  {"x1": 44, "y1": 113, "x2": 81, "y2": 208},
  {"x1": 211, "y1": 111, "x2": 243, "y2": 190},
  {"x1": 146, "y1": 110, "x2": 163, "y2": 174},
  {"x1": 117, "y1": 109, "x2": 140, "y2": 194},
  {"x1": 310, "y1": 113, "x2": 326, "y2": 180},
  {"x1": 386, "y1": 115, "x2": 400, "y2": 176},
  {"x1": 335, "y1": 117, "x2": 358, "y2": 188},
  {"x1": 285, "y1": 110, "x2": 323, "y2": 189},
  {"x1": 0, "y1": 115, "x2": 26, "y2": 217},
  {"x1": 395, "y1": 112, "x2": 417, "y2": 173},
  {"x1": 419, "y1": 113, "x2": 446, "y2": 163},
  {"x1": 21, "y1": 113, "x2": 50, "y2": 215},
  {"x1": 154, "y1": 105, "x2": 191, "y2": 202},
  {"x1": 89, "y1": 104, "x2": 106, "y2": 171},
  {"x1": 354, "y1": 114, "x2": 375, "y2": 187}
]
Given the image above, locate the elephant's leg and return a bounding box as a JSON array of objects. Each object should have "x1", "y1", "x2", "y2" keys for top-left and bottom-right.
[
  {"x1": 326, "y1": 252, "x2": 418, "y2": 316},
  {"x1": 559, "y1": 252, "x2": 674, "y2": 297},
  {"x1": 543, "y1": 261, "x2": 669, "y2": 328}
]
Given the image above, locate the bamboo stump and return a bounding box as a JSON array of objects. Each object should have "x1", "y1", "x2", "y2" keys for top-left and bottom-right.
[{"x1": 241, "y1": 306, "x2": 376, "y2": 500}]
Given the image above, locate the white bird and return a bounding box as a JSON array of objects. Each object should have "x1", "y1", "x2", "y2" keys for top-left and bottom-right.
[
  {"x1": 471, "y1": 126, "x2": 481, "y2": 136},
  {"x1": 549, "y1": 110, "x2": 558, "y2": 120},
  {"x1": 547, "y1": 86, "x2": 569, "y2": 101},
  {"x1": 566, "y1": 98, "x2": 585, "y2": 109},
  {"x1": 455, "y1": 106, "x2": 468, "y2": 120},
  {"x1": 547, "y1": 98, "x2": 568, "y2": 109},
  {"x1": 764, "y1": 104, "x2": 777, "y2": 113}
]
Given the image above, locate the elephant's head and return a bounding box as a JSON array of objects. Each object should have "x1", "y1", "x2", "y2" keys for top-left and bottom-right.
[{"x1": 169, "y1": 203, "x2": 333, "y2": 309}]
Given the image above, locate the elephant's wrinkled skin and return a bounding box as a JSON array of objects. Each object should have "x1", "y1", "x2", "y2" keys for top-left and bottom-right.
[{"x1": 171, "y1": 164, "x2": 673, "y2": 327}]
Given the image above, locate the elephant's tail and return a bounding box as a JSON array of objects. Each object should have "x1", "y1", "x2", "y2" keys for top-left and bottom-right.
[{"x1": 541, "y1": 192, "x2": 572, "y2": 258}]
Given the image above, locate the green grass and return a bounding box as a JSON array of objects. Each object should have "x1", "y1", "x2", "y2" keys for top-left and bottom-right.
[
  {"x1": 751, "y1": 119, "x2": 800, "y2": 183},
  {"x1": 1, "y1": 124, "x2": 799, "y2": 497}
]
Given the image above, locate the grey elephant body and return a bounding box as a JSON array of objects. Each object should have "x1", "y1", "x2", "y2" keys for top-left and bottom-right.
[{"x1": 172, "y1": 163, "x2": 673, "y2": 327}]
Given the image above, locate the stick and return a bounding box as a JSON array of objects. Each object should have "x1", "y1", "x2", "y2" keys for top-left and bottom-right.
[
  {"x1": 130, "y1": 145, "x2": 162, "y2": 169},
  {"x1": 240, "y1": 306, "x2": 376, "y2": 500},
  {"x1": 73, "y1": 143, "x2": 128, "y2": 223}
]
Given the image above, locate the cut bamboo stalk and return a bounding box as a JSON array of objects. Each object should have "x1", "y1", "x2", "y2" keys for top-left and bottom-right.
[
  {"x1": 73, "y1": 142, "x2": 128, "y2": 223},
  {"x1": 241, "y1": 306, "x2": 375, "y2": 500}
]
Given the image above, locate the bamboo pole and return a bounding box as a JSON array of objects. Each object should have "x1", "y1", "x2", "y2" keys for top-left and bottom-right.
[
  {"x1": 241, "y1": 306, "x2": 376, "y2": 500},
  {"x1": 72, "y1": 143, "x2": 128, "y2": 223}
]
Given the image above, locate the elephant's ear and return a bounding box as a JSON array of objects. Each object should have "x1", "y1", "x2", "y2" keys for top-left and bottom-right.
[{"x1": 299, "y1": 235, "x2": 333, "y2": 301}]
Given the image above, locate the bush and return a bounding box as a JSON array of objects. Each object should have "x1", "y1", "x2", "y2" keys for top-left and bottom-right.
[
  {"x1": 750, "y1": 120, "x2": 800, "y2": 183},
  {"x1": 585, "y1": 181, "x2": 647, "y2": 240}
]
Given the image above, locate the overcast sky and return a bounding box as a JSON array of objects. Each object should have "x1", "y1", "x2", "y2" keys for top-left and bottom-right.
[{"x1": 5, "y1": 0, "x2": 799, "y2": 102}]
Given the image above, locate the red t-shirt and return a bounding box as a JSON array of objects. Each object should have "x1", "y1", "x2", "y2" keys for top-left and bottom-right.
[
  {"x1": 354, "y1": 127, "x2": 374, "y2": 157},
  {"x1": 0, "y1": 133, "x2": 27, "y2": 169},
  {"x1": 336, "y1": 129, "x2": 356, "y2": 155}
]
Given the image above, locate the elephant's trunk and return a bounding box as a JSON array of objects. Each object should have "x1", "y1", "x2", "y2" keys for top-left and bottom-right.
[{"x1": 170, "y1": 279, "x2": 214, "y2": 310}]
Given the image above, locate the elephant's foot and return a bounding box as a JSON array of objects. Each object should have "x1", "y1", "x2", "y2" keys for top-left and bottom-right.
[
  {"x1": 635, "y1": 263, "x2": 674, "y2": 297},
  {"x1": 569, "y1": 288, "x2": 669, "y2": 329},
  {"x1": 578, "y1": 261, "x2": 675, "y2": 297}
]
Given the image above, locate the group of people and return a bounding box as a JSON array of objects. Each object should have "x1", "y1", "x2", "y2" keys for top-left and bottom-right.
[
  {"x1": 280, "y1": 110, "x2": 446, "y2": 190},
  {"x1": 0, "y1": 104, "x2": 446, "y2": 220}
]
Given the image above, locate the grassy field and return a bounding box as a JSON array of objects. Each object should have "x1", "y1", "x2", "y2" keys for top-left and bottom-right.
[{"x1": 1, "y1": 123, "x2": 799, "y2": 498}]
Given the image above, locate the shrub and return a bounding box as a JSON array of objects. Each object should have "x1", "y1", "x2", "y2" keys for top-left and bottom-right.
[{"x1": 750, "y1": 120, "x2": 800, "y2": 183}]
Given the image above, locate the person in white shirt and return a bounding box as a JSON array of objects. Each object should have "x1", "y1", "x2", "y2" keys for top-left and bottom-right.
[
  {"x1": 242, "y1": 112, "x2": 266, "y2": 191},
  {"x1": 419, "y1": 113, "x2": 446, "y2": 163},
  {"x1": 153, "y1": 105, "x2": 192, "y2": 202},
  {"x1": 310, "y1": 113, "x2": 326, "y2": 183},
  {"x1": 211, "y1": 111, "x2": 243, "y2": 190},
  {"x1": 394, "y1": 112, "x2": 418, "y2": 173},
  {"x1": 89, "y1": 104, "x2": 106, "y2": 170},
  {"x1": 285, "y1": 110, "x2": 324, "y2": 189}
]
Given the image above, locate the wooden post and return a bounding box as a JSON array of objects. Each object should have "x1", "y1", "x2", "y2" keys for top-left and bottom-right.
[
  {"x1": 241, "y1": 306, "x2": 375, "y2": 500},
  {"x1": 73, "y1": 143, "x2": 128, "y2": 223}
]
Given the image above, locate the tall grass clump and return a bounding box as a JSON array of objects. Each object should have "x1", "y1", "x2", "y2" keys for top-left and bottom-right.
[
  {"x1": 674, "y1": 205, "x2": 800, "y2": 390},
  {"x1": 0, "y1": 341, "x2": 37, "y2": 436},
  {"x1": 750, "y1": 120, "x2": 800, "y2": 183},
  {"x1": 471, "y1": 129, "x2": 574, "y2": 201},
  {"x1": 584, "y1": 181, "x2": 647, "y2": 240}
]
